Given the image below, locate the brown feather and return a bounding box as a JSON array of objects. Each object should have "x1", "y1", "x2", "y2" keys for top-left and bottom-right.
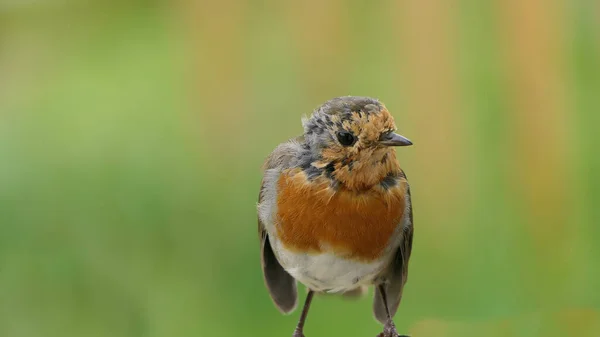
[{"x1": 275, "y1": 167, "x2": 407, "y2": 262}]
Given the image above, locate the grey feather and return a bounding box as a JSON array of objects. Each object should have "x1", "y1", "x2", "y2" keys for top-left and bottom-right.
[
  {"x1": 260, "y1": 229, "x2": 298, "y2": 313},
  {"x1": 258, "y1": 138, "x2": 304, "y2": 314},
  {"x1": 373, "y1": 175, "x2": 414, "y2": 324}
]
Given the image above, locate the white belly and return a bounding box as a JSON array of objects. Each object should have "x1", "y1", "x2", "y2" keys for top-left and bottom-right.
[{"x1": 269, "y1": 234, "x2": 388, "y2": 293}]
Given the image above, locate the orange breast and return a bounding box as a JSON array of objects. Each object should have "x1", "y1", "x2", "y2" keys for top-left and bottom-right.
[{"x1": 275, "y1": 168, "x2": 406, "y2": 262}]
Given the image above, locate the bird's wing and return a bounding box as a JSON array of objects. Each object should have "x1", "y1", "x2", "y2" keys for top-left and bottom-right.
[
  {"x1": 373, "y1": 169, "x2": 414, "y2": 324},
  {"x1": 258, "y1": 137, "x2": 303, "y2": 314}
]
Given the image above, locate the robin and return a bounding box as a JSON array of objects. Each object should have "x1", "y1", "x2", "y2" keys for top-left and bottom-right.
[{"x1": 257, "y1": 96, "x2": 414, "y2": 337}]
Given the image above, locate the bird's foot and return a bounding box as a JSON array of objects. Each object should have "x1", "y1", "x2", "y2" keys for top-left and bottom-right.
[
  {"x1": 377, "y1": 319, "x2": 407, "y2": 337},
  {"x1": 292, "y1": 327, "x2": 305, "y2": 337}
]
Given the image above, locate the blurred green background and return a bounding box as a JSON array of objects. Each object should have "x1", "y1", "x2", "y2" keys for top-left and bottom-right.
[{"x1": 1, "y1": 1, "x2": 599, "y2": 336}]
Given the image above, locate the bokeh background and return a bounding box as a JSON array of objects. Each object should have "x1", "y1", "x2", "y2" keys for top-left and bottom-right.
[{"x1": 1, "y1": 1, "x2": 599, "y2": 336}]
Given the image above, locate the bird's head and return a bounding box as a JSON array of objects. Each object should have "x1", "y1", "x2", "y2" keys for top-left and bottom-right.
[{"x1": 302, "y1": 96, "x2": 412, "y2": 190}]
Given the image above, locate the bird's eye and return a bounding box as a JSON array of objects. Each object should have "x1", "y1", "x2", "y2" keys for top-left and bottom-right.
[{"x1": 336, "y1": 131, "x2": 356, "y2": 146}]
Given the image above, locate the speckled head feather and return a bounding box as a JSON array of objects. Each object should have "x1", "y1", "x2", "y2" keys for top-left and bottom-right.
[
  {"x1": 302, "y1": 96, "x2": 385, "y2": 146},
  {"x1": 300, "y1": 96, "x2": 403, "y2": 190}
]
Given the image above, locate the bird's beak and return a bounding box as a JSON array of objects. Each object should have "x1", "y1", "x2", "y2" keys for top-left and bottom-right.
[{"x1": 379, "y1": 132, "x2": 413, "y2": 147}]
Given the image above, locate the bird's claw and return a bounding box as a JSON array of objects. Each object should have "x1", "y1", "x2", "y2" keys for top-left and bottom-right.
[{"x1": 377, "y1": 319, "x2": 405, "y2": 337}]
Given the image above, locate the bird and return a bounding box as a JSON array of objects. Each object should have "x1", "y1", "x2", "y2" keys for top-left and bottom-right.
[{"x1": 257, "y1": 96, "x2": 414, "y2": 337}]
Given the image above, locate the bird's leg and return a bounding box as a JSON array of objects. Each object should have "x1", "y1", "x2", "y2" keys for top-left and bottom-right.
[
  {"x1": 376, "y1": 285, "x2": 401, "y2": 337},
  {"x1": 292, "y1": 290, "x2": 314, "y2": 337}
]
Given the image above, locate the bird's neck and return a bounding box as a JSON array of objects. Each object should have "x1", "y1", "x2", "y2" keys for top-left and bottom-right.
[{"x1": 311, "y1": 148, "x2": 401, "y2": 191}]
